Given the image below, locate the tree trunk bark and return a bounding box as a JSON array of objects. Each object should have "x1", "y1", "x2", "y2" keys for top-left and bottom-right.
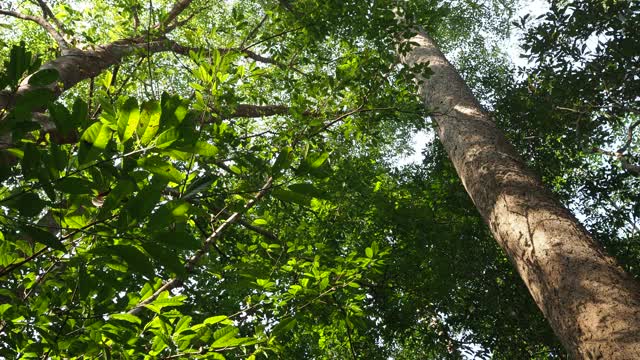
[{"x1": 400, "y1": 29, "x2": 640, "y2": 358}]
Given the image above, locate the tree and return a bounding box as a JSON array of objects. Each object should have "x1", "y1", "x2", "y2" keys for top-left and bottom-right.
[
  {"x1": 398, "y1": 17, "x2": 640, "y2": 358},
  {"x1": 0, "y1": 0, "x2": 637, "y2": 358}
]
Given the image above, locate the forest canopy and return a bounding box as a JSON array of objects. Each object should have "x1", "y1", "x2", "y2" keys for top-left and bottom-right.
[{"x1": 0, "y1": 0, "x2": 638, "y2": 358}]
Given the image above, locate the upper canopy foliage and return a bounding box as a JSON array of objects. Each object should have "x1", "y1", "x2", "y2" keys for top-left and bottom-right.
[{"x1": 0, "y1": 0, "x2": 636, "y2": 359}]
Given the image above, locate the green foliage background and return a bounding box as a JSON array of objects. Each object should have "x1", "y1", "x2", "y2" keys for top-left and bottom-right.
[{"x1": 0, "y1": 0, "x2": 637, "y2": 358}]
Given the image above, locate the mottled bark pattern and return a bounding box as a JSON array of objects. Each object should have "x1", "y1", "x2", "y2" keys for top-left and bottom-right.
[{"x1": 401, "y1": 30, "x2": 640, "y2": 358}]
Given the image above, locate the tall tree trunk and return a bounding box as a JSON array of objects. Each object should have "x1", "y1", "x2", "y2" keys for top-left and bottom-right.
[{"x1": 401, "y1": 29, "x2": 640, "y2": 358}]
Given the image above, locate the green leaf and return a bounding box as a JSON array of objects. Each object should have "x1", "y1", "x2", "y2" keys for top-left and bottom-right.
[
  {"x1": 365, "y1": 247, "x2": 373, "y2": 258},
  {"x1": 106, "y1": 245, "x2": 155, "y2": 276},
  {"x1": 142, "y1": 244, "x2": 186, "y2": 277},
  {"x1": 153, "y1": 231, "x2": 200, "y2": 250},
  {"x1": 13, "y1": 88, "x2": 55, "y2": 114},
  {"x1": 310, "y1": 152, "x2": 330, "y2": 168},
  {"x1": 160, "y1": 93, "x2": 189, "y2": 128},
  {"x1": 138, "y1": 156, "x2": 184, "y2": 183},
  {"x1": 28, "y1": 68, "x2": 59, "y2": 86},
  {"x1": 0, "y1": 304, "x2": 12, "y2": 315},
  {"x1": 273, "y1": 189, "x2": 310, "y2": 207},
  {"x1": 20, "y1": 143, "x2": 40, "y2": 180},
  {"x1": 5, "y1": 192, "x2": 46, "y2": 217},
  {"x1": 99, "y1": 178, "x2": 135, "y2": 216},
  {"x1": 190, "y1": 141, "x2": 219, "y2": 157},
  {"x1": 204, "y1": 315, "x2": 233, "y2": 325},
  {"x1": 152, "y1": 293, "x2": 187, "y2": 308},
  {"x1": 272, "y1": 147, "x2": 291, "y2": 176},
  {"x1": 148, "y1": 200, "x2": 191, "y2": 229},
  {"x1": 183, "y1": 174, "x2": 216, "y2": 200},
  {"x1": 55, "y1": 177, "x2": 95, "y2": 194},
  {"x1": 110, "y1": 313, "x2": 142, "y2": 325},
  {"x1": 79, "y1": 122, "x2": 113, "y2": 164},
  {"x1": 174, "y1": 316, "x2": 192, "y2": 334},
  {"x1": 124, "y1": 177, "x2": 167, "y2": 221},
  {"x1": 102, "y1": 70, "x2": 113, "y2": 89},
  {"x1": 251, "y1": 218, "x2": 268, "y2": 226},
  {"x1": 48, "y1": 103, "x2": 72, "y2": 134},
  {"x1": 138, "y1": 100, "x2": 161, "y2": 145},
  {"x1": 212, "y1": 337, "x2": 255, "y2": 348},
  {"x1": 154, "y1": 128, "x2": 180, "y2": 149},
  {"x1": 118, "y1": 97, "x2": 140, "y2": 142},
  {"x1": 271, "y1": 318, "x2": 297, "y2": 336},
  {"x1": 20, "y1": 225, "x2": 65, "y2": 251},
  {"x1": 50, "y1": 143, "x2": 67, "y2": 171},
  {"x1": 288, "y1": 183, "x2": 323, "y2": 197},
  {"x1": 72, "y1": 98, "x2": 89, "y2": 129},
  {"x1": 212, "y1": 325, "x2": 238, "y2": 343}
]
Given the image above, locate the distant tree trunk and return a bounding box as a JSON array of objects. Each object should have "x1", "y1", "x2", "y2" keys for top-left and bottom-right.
[{"x1": 400, "y1": 29, "x2": 640, "y2": 358}]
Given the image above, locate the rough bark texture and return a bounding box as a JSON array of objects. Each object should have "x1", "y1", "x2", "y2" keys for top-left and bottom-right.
[
  {"x1": 401, "y1": 30, "x2": 640, "y2": 358},
  {"x1": 0, "y1": 39, "x2": 280, "y2": 115}
]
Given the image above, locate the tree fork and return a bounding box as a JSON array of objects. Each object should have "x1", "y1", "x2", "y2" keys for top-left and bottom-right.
[{"x1": 401, "y1": 29, "x2": 640, "y2": 358}]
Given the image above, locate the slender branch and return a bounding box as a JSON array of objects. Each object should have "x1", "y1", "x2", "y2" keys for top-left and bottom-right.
[
  {"x1": 213, "y1": 207, "x2": 278, "y2": 241},
  {"x1": 32, "y1": 0, "x2": 68, "y2": 36},
  {"x1": 163, "y1": 11, "x2": 195, "y2": 33},
  {"x1": 333, "y1": 294, "x2": 358, "y2": 360},
  {"x1": 240, "y1": 13, "x2": 268, "y2": 49},
  {"x1": 155, "y1": 0, "x2": 194, "y2": 31},
  {"x1": 242, "y1": 26, "x2": 303, "y2": 52},
  {"x1": 0, "y1": 9, "x2": 69, "y2": 49},
  {"x1": 555, "y1": 106, "x2": 588, "y2": 114},
  {"x1": 306, "y1": 104, "x2": 366, "y2": 139},
  {"x1": 0, "y1": 214, "x2": 117, "y2": 278},
  {"x1": 127, "y1": 177, "x2": 274, "y2": 315},
  {"x1": 618, "y1": 119, "x2": 640, "y2": 154},
  {"x1": 594, "y1": 119, "x2": 640, "y2": 177},
  {"x1": 165, "y1": 40, "x2": 286, "y2": 67}
]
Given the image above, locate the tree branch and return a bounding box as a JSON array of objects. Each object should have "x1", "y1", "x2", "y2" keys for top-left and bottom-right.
[
  {"x1": 0, "y1": 9, "x2": 69, "y2": 49},
  {"x1": 618, "y1": 119, "x2": 640, "y2": 154},
  {"x1": 31, "y1": 0, "x2": 68, "y2": 36},
  {"x1": 155, "y1": 0, "x2": 194, "y2": 31},
  {"x1": 127, "y1": 177, "x2": 274, "y2": 315},
  {"x1": 0, "y1": 38, "x2": 286, "y2": 115},
  {"x1": 213, "y1": 207, "x2": 278, "y2": 241},
  {"x1": 228, "y1": 104, "x2": 291, "y2": 118},
  {"x1": 594, "y1": 120, "x2": 640, "y2": 177}
]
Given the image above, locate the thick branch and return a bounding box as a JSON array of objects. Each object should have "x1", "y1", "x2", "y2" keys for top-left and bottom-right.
[
  {"x1": 0, "y1": 38, "x2": 284, "y2": 115},
  {"x1": 0, "y1": 9, "x2": 69, "y2": 49},
  {"x1": 127, "y1": 177, "x2": 274, "y2": 315},
  {"x1": 620, "y1": 157, "x2": 640, "y2": 176},
  {"x1": 229, "y1": 104, "x2": 290, "y2": 118}
]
